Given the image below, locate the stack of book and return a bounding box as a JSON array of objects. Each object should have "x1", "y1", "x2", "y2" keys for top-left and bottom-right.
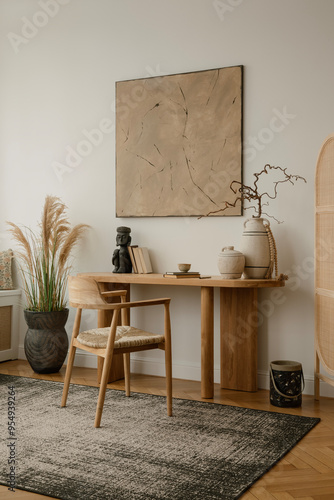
[
  {"x1": 128, "y1": 246, "x2": 153, "y2": 274},
  {"x1": 163, "y1": 271, "x2": 201, "y2": 279}
]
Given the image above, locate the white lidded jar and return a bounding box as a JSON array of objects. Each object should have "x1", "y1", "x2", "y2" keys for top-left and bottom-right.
[
  {"x1": 217, "y1": 246, "x2": 245, "y2": 279},
  {"x1": 240, "y1": 218, "x2": 270, "y2": 278}
]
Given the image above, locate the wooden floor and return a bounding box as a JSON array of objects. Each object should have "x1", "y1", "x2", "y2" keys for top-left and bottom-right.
[{"x1": 1, "y1": 360, "x2": 334, "y2": 499}]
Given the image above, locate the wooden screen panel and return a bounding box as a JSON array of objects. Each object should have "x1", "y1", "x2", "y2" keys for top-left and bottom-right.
[
  {"x1": 315, "y1": 294, "x2": 334, "y2": 376},
  {"x1": 316, "y1": 212, "x2": 334, "y2": 291},
  {"x1": 315, "y1": 133, "x2": 334, "y2": 385},
  {"x1": 315, "y1": 139, "x2": 334, "y2": 207},
  {"x1": 0, "y1": 306, "x2": 12, "y2": 351}
]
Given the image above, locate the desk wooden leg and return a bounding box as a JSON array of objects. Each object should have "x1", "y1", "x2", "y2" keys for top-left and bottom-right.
[
  {"x1": 220, "y1": 288, "x2": 258, "y2": 392},
  {"x1": 201, "y1": 287, "x2": 214, "y2": 399}
]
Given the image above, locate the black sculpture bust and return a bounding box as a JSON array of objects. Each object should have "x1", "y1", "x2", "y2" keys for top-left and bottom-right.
[{"x1": 112, "y1": 226, "x2": 132, "y2": 273}]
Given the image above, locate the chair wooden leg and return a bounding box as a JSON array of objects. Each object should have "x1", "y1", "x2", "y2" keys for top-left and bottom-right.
[
  {"x1": 61, "y1": 309, "x2": 82, "y2": 407},
  {"x1": 94, "y1": 310, "x2": 119, "y2": 428},
  {"x1": 123, "y1": 353, "x2": 131, "y2": 397},
  {"x1": 61, "y1": 344, "x2": 77, "y2": 407},
  {"x1": 165, "y1": 346, "x2": 172, "y2": 416},
  {"x1": 164, "y1": 302, "x2": 172, "y2": 416},
  {"x1": 95, "y1": 353, "x2": 114, "y2": 428}
]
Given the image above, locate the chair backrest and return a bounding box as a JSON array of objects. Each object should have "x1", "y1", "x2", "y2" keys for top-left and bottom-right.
[{"x1": 68, "y1": 276, "x2": 109, "y2": 309}]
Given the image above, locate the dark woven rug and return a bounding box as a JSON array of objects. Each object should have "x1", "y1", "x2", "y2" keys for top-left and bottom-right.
[{"x1": 0, "y1": 374, "x2": 320, "y2": 500}]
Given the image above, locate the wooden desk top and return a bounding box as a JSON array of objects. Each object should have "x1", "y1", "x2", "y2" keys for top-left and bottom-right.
[{"x1": 78, "y1": 272, "x2": 285, "y2": 289}]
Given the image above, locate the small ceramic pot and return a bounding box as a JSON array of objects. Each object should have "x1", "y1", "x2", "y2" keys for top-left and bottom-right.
[{"x1": 217, "y1": 246, "x2": 245, "y2": 279}]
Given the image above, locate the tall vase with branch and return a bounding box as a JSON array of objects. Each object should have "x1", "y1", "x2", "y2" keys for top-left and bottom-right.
[
  {"x1": 205, "y1": 165, "x2": 306, "y2": 279},
  {"x1": 7, "y1": 195, "x2": 90, "y2": 373}
]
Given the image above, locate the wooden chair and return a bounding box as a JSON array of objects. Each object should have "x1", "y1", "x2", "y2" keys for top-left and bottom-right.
[{"x1": 61, "y1": 276, "x2": 172, "y2": 427}]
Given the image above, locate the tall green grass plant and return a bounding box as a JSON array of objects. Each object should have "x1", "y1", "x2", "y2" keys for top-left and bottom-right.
[{"x1": 8, "y1": 196, "x2": 89, "y2": 311}]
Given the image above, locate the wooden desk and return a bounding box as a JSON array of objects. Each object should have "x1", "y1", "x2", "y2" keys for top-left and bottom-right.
[{"x1": 78, "y1": 273, "x2": 285, "y2": 398}]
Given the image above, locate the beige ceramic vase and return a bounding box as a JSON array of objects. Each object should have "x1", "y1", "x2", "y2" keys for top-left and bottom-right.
[
  {"x1": 217, "y1": 246, "x2": 245, "y2": 279},
  {"x1": 240, "y1": 218, "x2": 270, "y2": 278}
]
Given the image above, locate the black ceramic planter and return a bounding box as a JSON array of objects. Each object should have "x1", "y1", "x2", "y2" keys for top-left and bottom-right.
[{"x1": 24, "y1": 309, "x2": 69, "y2": 374}]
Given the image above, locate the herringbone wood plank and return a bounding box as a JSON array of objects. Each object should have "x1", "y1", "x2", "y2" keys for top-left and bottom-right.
[
  {"x1": 271, "y1": 493, "x2": 296, "y2": 500},
  {"x1": 0, "y1": 360, "x2": 334, "y2": 499}
]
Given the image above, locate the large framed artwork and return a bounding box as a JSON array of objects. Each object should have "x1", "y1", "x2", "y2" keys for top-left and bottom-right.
[{"x1": 116, "y1": 65, "x2": 243, "y2": 217}]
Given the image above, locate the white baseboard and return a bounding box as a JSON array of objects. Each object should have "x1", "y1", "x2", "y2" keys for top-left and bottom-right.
[
  {"x1": 18, "y1": 346, "x2": 334, "y2": 398},
  {"x1": 130, "y1": 355, "x2": 205, "y2": 382},
  {"x1": 18, "y1": 345, "x2": 98, "y2": 369},
  {"x1": 258, "y1": 369, "x2": 334, "y2": 398}
]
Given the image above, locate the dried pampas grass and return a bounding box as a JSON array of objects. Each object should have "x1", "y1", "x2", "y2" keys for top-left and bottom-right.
[{"x1": 7, "y1": 196, "x2": 89, "y2": 311}]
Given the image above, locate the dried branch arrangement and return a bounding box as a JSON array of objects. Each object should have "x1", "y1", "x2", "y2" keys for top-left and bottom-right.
[
  {"x1": 7, "y1": 196, "x2": 89, "y2": 311},
  {"x1": 204, "y1": 164, "x2": 307, "y2": 222}
]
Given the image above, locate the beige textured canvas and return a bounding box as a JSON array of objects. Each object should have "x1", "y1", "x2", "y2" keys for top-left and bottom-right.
[{"x1": 116, "y1": 66, "x2": 243, "y2": 217}]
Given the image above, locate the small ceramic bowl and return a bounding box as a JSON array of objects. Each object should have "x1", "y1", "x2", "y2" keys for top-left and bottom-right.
[{"x1": 178, "y1": 263, "x2": 191, "y2": 272}]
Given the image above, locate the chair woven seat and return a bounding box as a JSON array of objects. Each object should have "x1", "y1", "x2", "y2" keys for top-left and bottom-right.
[{"x1": 77, "y1": 326, "x2": 165, "y2": 349}]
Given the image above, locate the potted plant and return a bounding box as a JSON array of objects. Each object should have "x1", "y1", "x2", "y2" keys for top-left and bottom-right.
[
  {"x1": 204, "y1": 164, "x2": 307, "y2": 279},
  {"x1": 8, "y1": 195, "x2": 89, "y2": 373}
]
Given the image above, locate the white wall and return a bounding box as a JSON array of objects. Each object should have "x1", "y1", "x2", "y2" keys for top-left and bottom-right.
[{"x1": 1, "y1": 0, "x2": 334, "y2": 396}]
